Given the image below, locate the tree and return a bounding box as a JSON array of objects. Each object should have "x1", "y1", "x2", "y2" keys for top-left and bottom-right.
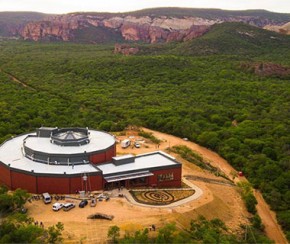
[
  {"x1": 197, "y1": 131, "x2": 220, "y2": 150},
  {"x1": 156, "y1": 223, "x2": 176, "y2": 243},
  {"x1": 251, "y1": 214, "x2": 264, "y2": 231},
  {"x1": 0, "y1": 213, "x2": 43, "y2": 243},
  {"x1": 47, "y1": 222, "x2": 64, "y2": 244},
  {"x1": 133, "y1": 228, "x2": 149, "y2": 243},
  {"x1": 107, "y1": 225, "x2": 120, "y2": 243},
  {"x1": 13, "y1": 188, "x2": 30, "y2": 209},
  {"x1": 244, "y1": 193, "x2": 257, "y2": 214}
]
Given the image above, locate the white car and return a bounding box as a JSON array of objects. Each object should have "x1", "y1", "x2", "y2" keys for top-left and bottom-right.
[
  {"x1": 134, "y1": 142, "x2": 141, "y2": 148},
  {"x1": 52, "y1": 202, "x2": 63, "y2": 211}
]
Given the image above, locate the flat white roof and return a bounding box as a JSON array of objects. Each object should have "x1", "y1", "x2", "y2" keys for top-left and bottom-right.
[
  {"x1": 98, "y1": 151, "x2": 179, "y2": 176},
  {"x1": 112, "y1": 154, "x2": 134, "y2": 160},
  {"x1": 24, "y1": 130, "x2": 115, "y2": 155},
  {"x1": 0, "y1": 134, "x2": 100, "y2": 174},
  {"x1": 0, "y1": 132, "x2": 179, "y2": 176},
  {"x1": 104, "y1": 171, "x2": 154, "y2": 182}
]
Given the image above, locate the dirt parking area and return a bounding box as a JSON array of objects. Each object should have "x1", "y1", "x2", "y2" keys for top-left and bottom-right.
[{"x1": 26, "y1": 128, "x2": 250, "y2": 243}]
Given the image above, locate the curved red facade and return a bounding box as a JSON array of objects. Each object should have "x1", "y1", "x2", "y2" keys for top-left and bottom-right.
[{"x1": 0, "y1": 127, "x2": 182, "y2": 194}]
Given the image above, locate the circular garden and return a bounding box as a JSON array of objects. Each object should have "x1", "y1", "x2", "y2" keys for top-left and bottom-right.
[{"x1": 129, "y1": 189, "x2": 195, "y2": 205}]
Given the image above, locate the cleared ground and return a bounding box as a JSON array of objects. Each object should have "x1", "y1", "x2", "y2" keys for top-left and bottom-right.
[{"x1": 26, "y1": 128, "x2": 251, "y2": 243}]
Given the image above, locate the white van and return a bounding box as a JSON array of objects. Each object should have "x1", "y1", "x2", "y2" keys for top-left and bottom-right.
[
  {"x1": 42, "y1": 192, "x2": 51, "y2": 204},
  {"x1": 121, "y1": 139, "x2": 131, "y2": 148},
  {"x1": 52, "y1": 202, "x2": 63, "y2": 211}
]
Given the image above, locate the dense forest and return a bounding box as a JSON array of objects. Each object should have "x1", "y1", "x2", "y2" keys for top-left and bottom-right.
[{"x1": 0, "y1": 23, "x2": 289, "y2": 240}]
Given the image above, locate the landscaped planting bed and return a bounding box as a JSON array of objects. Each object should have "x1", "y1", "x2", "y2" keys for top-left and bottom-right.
[{"x1": 129, "y1": 189, "x2": 195, "y2": 205}]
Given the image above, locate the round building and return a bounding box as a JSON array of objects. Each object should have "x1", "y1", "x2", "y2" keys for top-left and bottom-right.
[{"x1": 0, "y1": 127, "x2": 182, "y2": 194}]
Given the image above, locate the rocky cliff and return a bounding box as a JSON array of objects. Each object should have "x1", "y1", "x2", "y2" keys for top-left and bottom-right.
[
  {"x1": 2, "y1": 9, "x2": 290, "y2": 43},
  {"x1": 264, "y1": 22, "x2": 290, "y2": 34},
  {"x1": 20, "y1": 14, "x2": 214, "y2": 43}
]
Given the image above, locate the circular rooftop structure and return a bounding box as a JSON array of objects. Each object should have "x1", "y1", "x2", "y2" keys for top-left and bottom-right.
[
  {"x1": 22, "y1": 127, "x2": 116, "y2": 165},
  {"x1": 51, "y1": 128, "x2": 90, "y2": 146}
]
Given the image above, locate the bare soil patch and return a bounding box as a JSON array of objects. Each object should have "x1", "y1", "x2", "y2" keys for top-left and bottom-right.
[{"x1": 25, "y1": 127, "x2": 254, "y2": 243}]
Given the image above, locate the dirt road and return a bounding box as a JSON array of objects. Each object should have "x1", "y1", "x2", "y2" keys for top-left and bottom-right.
[
  {"x1": 141, "y1": 127, "x2": 287, "y2": 244},
  {"x1": 254, "y1": 191, "x2": 287, "y2": 244},
  {"x1": 0, "y1": 69, "x2": 36, "y2": 90}
]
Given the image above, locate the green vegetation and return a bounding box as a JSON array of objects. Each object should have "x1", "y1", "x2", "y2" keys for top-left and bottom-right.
[
  {"x1": 169, "y1": 145, "x2": 232, "y2": 181},
  {"x1": 108, "y1": 216, "x2": 272, "y2": 243},
  {"x1": 0, "y1": 186, "x2": 30, "y2": 214},
  {"x1": 174, "y1": 22, "x2": 290, "y2": 56},
  {"x1": 238, "y1": 182, "x2": 258, "y2": 214},
  {"x1": 138, "y1": 131, "x2": 161, "y2": 144},
  {"x1": 72, "y1": 26, "x2": 124, "y2": 44},
  {"x1": 0, "y1": 186, "x2": 63, "y2": 243},
  {"x1": 108, "y1": 225, "x2": 121, "y2": 243},
  {"x1": 0, "y1": 23, "x2": 289, "y2": 240}
]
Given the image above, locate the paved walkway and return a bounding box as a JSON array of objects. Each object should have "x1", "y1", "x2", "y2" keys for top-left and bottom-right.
[{"x1": 109, "y1": 178, "x2": 203, "y2": 209}]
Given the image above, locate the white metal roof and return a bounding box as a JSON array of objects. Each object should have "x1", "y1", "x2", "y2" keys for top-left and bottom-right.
[
  {"x1": 112, "y1": 154, "x2": 134, "y2": 160},
  {"x1": 0, "y1": 133, "x2": 100, "y2": 174},
  {"x1": 24, "y1": 130, "x2": 115, "y2": 154},
  {"x1": 104, "y1": 171, "x2": 154, "y2": 182},
  {"x1": 0, "y1": 132, "x2": 179, "y2": 176},
  {"x1": 98, "y1": 151, "x2": 179, "y2": 176}
]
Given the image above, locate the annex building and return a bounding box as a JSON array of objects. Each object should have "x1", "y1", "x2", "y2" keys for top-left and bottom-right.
[{"x1": 0, "y1": 127, "x2": 182, "y2": 194}]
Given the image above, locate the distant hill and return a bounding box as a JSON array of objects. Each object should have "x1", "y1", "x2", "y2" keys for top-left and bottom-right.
[
  {"x1": 171, "y1": 22, "x2": 290, "y2": 56},
  {"x1": 0, "y1": 12, "x2": 51, "y2": 36},
  {"x1": 125, "y1": 7, "x2": 290, "y2": 23},
  {"x1": 0, "y1": 8, "x2": 290, "y2": 42}
]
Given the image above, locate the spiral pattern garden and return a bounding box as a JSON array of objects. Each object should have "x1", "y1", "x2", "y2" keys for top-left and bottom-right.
[
  {"x1": 129, "y1": 189, "x2": 195, "y2": 206},
  {"x1": 142, "y1": 191, "x2": 174, "y2": 203}
]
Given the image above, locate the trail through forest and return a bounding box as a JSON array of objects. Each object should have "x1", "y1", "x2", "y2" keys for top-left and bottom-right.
[
  {"x1": 142, "y1": 127, "x2": 287, "y2": 244},
  {"x1": 0, "y1": 69, "x2": 36, "y2": 90}
]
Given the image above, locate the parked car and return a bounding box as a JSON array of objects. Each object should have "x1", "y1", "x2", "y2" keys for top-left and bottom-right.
[
  {"x1": 96, "y1": 193, "x2": 109, "y2": 201},
  {"x1": 134, "y1": 142, "x2": 141, "y2": 148},
  {"x1": 63, "y1": 203, "x2": 75, "y2": 211},
  {"x1": 121, "y1": 139, "x2": 131, "y2": 148},
  {"x1": 90, "y1": 199, "x2": 97, "y2": 207},
  {"x1": 79, "y1": 199, "x2": 88, "y2": 208},
  {"x1": 52, "y1": 202, "x2": 63, "y2": 211}
]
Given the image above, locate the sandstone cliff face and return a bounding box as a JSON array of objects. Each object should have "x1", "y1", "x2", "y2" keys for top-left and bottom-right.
[
  {"x1": 18, "y1": 13, "x2": 290, "y2": 43},
  {"x1": 20, "y1": 14, "x2": 213, "y2": 42},
  {"x1": 264, "y1": 22, "x2": 290, "y2": 35}
]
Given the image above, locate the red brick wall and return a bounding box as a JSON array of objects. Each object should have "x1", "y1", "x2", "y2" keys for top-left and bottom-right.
[
  {"x1": 37, "y1": 176, "x2": 70, "y2": 194},
  {"x1": 148, "y1": 167, "x2": 182, "y2": 188},
  {"x1": 69, "y1": 176, "x2": 82, "y2": 194},
  {"x1": 89, "y1": 175, "x2": 103, "y2": 191},
  {"x1": 10, "y1": 171, "x2": 37, "y2": 193},
  {"x1": 89, "y1": 146, "x2": 116, "y2": 165},
  {"x1": 105, "y1": 146, "x2": 116, "y2": 161},
  {"x1": 0, "y1": 163, "x2": 11, "y2": 188},
  {"x1": 69, "y1": 174, "x2": 103, "y2": 193},
  {"x1": 90, "y1": 152, "x2": 106, "y2": 164},
  {"x1": 0, "y1": 164, "x2": 103, "y2": 194}
]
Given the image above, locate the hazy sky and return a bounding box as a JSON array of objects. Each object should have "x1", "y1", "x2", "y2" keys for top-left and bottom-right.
[{"x1": 1, "y1": 0, "x2": 290, "y2": 14}]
